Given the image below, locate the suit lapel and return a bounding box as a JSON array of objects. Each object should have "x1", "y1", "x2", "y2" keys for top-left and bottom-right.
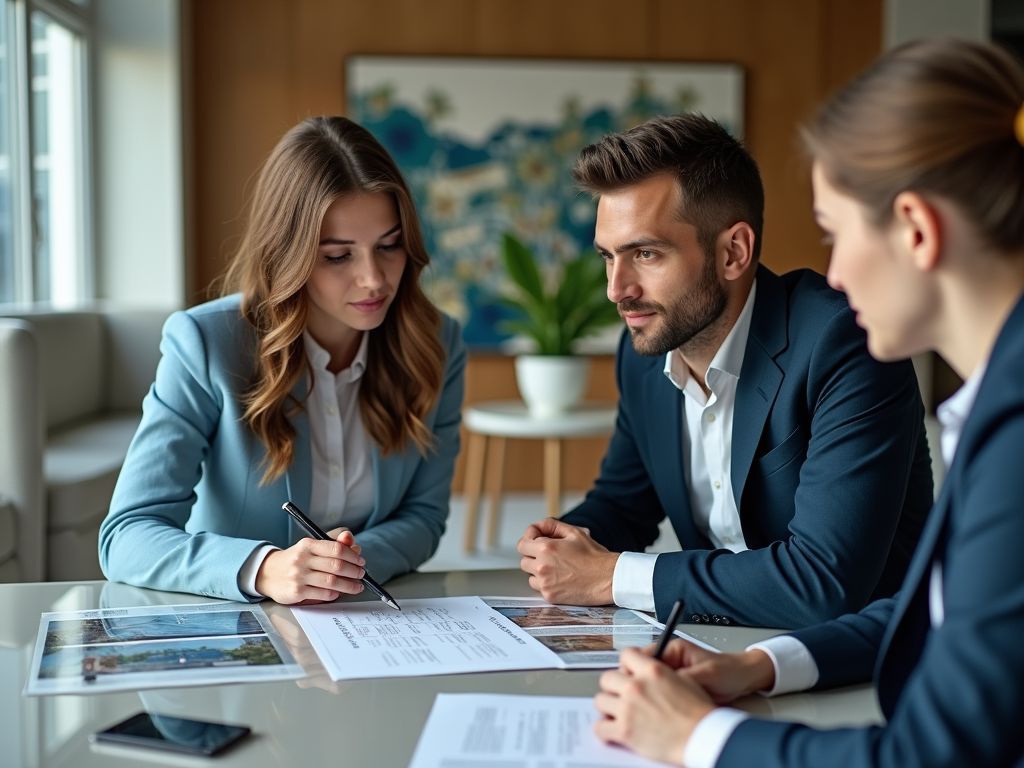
[
  {"x1": 642, "y1": 358, "x2": 707, "y2": 548},
  {"x1": 363, "y1": 446, "x2": 400, "y2": 530},
  {"x1": 284, "y1": 377, "x2": 313, "y2": 545},
  {"x1": 355, "y1": 371, "x2": 448, "y2": 531},
  {"x1": 882, "y1": 480, "x2": 953, "y2": 643},
  {"x1": 731, "y1": 266, "x2": 787, "y2": 503}
]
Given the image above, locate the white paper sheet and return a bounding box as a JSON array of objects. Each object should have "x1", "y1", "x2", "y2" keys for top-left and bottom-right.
[
  {"x1": 291, "y1": 596, "x2": 560, "y2": 680},
  {"x1": 409, "y1": 693, "x2": 673, "y2": 768}
]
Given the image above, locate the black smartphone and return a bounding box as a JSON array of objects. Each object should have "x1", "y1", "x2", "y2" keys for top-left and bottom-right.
[{"x1": 91, "y1": 711, "x2": 251, "y2": 756}]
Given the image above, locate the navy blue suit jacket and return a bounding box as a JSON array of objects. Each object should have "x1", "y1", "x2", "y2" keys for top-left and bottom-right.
[
  {"x1": 718, "y1": 291, "x2": 1024, "y2": 768},
  {"x1": 562, "y1": 266, "x2": 933, "y2": 628}
]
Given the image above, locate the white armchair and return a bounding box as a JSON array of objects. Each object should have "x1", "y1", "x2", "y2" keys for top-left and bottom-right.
[{"x1": 0, "y1": 307, "x2": 173, "y2": 582}]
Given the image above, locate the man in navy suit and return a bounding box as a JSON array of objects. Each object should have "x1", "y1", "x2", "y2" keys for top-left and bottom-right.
[{"x1": 517, "y1": 114, "x2": 933, "y2": 629}]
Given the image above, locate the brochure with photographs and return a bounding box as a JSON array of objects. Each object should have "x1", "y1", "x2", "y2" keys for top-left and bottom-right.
[
  {"x1": 25, "y1": 603, "x2": 304, "y2": 696},
  {"x1": 481, "y1": 597, "x2": 718, "y2": 668}
]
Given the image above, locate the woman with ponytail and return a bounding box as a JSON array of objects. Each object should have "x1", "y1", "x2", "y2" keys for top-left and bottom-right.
[
  {"x1": 591, "y1": 38, "x2": 1024, "y2": 768},
  {"x1": 99, "y1": 117, "x2": 466, "y2": 604}
]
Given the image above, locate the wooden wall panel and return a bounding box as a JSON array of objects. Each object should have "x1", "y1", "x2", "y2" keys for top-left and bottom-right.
[
  {"x1": 653, "y1": 0, "x2": 830, "y2": 276},
  {"x1": 191, "y1": 0, "x2": 297, "y2": 297},
  {"x1": 473, "y1": 1, "x2": 655, "y2": 57},
  {"x1": 185, "y1": 0, "x2": 882, "y2": 491}
]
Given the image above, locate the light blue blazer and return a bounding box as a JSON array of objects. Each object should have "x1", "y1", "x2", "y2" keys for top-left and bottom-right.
[{"x1": 99, "y1": 295, "x2": 466, "y2": 602}]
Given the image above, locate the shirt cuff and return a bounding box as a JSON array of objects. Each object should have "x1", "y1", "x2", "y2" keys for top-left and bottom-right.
[
  {"x1": 611, "y1": 551, "x2": 658, "y2": 612},
  {"x1": 747, "y1": 635, "x2": 819, "y2": 697},
  {"x1": 682, "y1": 708, "x2": 749, "y2": 768},
  {"x1": 238, "y1": 544, "x2": 280, "y2": 597}
]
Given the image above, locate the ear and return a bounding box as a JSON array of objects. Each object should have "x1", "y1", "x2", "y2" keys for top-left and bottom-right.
[
  {"x1": 718, "y1": 221, "x2": 756, "y2": 282},
  {"x1": 892, "y1": 191, "x2": 942, "y2": 272}
]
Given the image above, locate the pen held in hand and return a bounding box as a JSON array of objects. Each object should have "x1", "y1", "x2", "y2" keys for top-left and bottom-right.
[
  {"x1": 652, "y1": 599, "x2": 685, "y2": 660},
  {"x1": 281, "y1": 501, "x2": 402, "y2": 611}
]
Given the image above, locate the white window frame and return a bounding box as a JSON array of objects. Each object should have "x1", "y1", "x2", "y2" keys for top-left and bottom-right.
[{"x1": 3, "y1": 0, "x2": 93, "y2": 305}]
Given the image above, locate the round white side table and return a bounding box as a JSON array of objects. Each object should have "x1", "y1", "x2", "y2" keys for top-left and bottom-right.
[{"x1": 461, "y1": 400, "x2": 617, "y2": 551}]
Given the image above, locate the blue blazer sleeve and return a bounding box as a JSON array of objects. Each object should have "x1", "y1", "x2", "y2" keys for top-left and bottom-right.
[
  {"x1": 717, "y1": 411, "x2": 1024, "y2": 768},
  {"x1": 346, "y1": 317, "x2": 466, "y2": 583},
  {"x1": 99, "y1": 309, "x2": 270, "y2": 601}
]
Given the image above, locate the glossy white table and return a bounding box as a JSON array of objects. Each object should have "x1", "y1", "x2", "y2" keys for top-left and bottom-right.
[{"x1": 0, "y1": 570, "x2": 882, "y2": 767}]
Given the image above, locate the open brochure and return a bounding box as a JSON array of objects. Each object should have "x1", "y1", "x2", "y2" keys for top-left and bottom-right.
[
  {"x1": 291, "y1": 595, "x2": 717, "y2": 681},
  {"x1": 481, "y1": 596, "x2": 716, "y2": 668},
  {"x1": 25, "y1": 603, "x2": 303, "y2": 696}
]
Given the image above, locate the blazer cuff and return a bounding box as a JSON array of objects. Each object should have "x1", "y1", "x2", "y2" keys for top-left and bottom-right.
[
  {"x1": 747, "y1": 635, "x2": 819, "y2": 696},
  {"x1": 238, "y1": 544, "x2": 280, "y2": 597},
  {"x1": 612, "y1": 551, "x2": 658, "y2": 612},
  {"x1": 682, "y1": 708, "x2": 749, "y2": 768}
]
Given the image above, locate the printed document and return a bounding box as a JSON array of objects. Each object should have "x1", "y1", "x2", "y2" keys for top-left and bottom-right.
[
  {"x1": 291, "y1": 596, "x2": 559, "y2": 680},
  {"x1": 408, "y1": 693, "x2": 673, "y2": 768}
]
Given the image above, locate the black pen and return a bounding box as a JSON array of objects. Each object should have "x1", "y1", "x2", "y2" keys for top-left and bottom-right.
[
  {"x1": 652, "y1": 599, "x2": 685, "y2": 660},
  {"x1": 282, "y1": 501, "x2": 401, "y2": 611}
]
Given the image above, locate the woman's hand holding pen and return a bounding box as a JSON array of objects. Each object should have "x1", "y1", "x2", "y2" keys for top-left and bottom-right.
[
  {"x1": 255, "y1": 528, "x2": 366, "y2": 604},
  {"x1": 593, "y1": 641, "x2": 777, "y2": 764}
]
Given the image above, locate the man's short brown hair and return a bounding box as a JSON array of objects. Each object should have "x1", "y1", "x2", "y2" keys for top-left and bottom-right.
[{"x1": 572, "y1": 114, "x2": 765, "y2": 260}]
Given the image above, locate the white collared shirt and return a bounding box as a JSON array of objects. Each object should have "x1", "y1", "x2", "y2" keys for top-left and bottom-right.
[
  {"x1": 612, "y1": 281, "x2": 757, "y2": 612},
  {"x1": 304, "y1": 330, "x2": 376, "y2": 531},
  {"x1": 682, "y1": 359, "x2": 990, "y2": 768},
  {"x1": 237, "y1": 331, "x2": 376, "y2": 597}
]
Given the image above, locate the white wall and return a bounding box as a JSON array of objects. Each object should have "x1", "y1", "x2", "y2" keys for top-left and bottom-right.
[
  {"x1": 95, "y1": 0, "x2": 182, "y2": 307},
  {"x1": 885, "y1": 0, "x2": 990, "y2": 48}
]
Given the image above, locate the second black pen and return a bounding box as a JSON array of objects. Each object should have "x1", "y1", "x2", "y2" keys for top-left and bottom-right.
[{"x1": 652, "y1": 599, "x2": 685, "y2": 660}]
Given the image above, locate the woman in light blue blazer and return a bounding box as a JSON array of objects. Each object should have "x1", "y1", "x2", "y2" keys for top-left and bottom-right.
[
  {"x1": 99, "y1": 117, "x2": 466, "y2": 604},
  {"x1": 590, "y1": 39, "x2": 1024, "y2": 768}
]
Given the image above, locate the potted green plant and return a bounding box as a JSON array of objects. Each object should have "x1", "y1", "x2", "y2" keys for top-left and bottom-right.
[{"x1": 499, "y1": 233, "x2": 621, "y2": 417}]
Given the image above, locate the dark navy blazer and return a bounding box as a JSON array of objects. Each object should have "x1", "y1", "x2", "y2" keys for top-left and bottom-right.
[
  {"x1": 717, "y1": 291, "x2": 1024, "y2": 768},
  {"x1": 562, "y1": 266, "x2": 934, "y2": 628}
]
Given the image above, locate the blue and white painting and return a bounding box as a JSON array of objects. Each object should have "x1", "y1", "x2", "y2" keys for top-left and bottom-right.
[{"x1": 347, "y1": 57, "x2": 744, "y2": 347}]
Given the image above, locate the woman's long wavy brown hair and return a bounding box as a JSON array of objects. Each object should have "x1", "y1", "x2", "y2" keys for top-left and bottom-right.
[{"x1": 221, "y1": 117, "x2": 445, "y2": 484}]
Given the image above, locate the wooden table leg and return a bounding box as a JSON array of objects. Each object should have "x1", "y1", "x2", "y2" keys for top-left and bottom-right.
[
  {"x1": 544, "y1": 438, "x2": 562, "y2": 518},
  {"x1": 485, "y1": 436, "x2": 507, "y2": 548},
  {"x1": 463, "y1": 432, "x2": 488, "y2": 552}
]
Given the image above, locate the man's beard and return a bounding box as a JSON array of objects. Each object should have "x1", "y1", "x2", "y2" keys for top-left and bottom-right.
[{"x1": 619, "y1": 255, "x2": 728, "y2": 357}]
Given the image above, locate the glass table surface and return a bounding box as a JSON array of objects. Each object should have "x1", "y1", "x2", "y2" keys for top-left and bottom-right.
[{"x1": 0, "y1": 570, "x2": 882, "y2": 767}]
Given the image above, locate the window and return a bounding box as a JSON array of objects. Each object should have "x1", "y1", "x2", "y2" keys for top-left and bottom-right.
[
  {"x1": 0, "y1": 4, "x2": 18, "y2": 303},
  {"x1": 0, "y1": 0, "x2": 91, "y2": 305}
]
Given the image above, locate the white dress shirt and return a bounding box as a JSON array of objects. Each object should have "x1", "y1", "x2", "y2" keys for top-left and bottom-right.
[
  {"x1": 612, "y1": 281, "x2": 757, "y2": 612},
  {"x1": 682, "y1": 358, "x2": 989, "y2": 768},
  {"x1": 237, "y1": 331, "x2": 376, "y2": 597}
]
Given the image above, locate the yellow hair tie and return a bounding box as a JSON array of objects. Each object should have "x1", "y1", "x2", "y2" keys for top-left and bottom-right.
[{"x1": 1016, "y1": 104, "x2": 1024, "y2": 147}]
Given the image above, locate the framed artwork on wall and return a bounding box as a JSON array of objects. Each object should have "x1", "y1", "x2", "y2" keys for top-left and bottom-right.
[{"x1": 347, "y1": 56, "x2": 744, "y2": 348}]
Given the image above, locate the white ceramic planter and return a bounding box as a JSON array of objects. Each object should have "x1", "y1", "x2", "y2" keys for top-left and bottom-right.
[{"x1": 514, "y1": 355, "x2": 591, "y2": 418}]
